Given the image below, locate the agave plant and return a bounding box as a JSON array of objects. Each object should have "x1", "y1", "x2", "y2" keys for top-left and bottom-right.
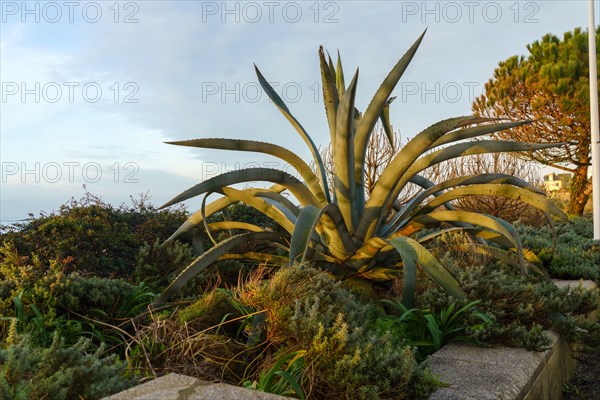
[{"x1": 153, "y1": 31, "x2": 564, "y2": 307}]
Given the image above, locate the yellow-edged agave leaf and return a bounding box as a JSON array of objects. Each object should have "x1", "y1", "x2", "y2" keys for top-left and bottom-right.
[
  {"x1": 206, "y1": 221, "x2": 264, "y2": 233},
  {"x1": 254, "y1": 65, "x2": 330, "y2": 201},
  {"x1": 352, "y1": 31, "x2": 427, "y2": 212},
  {"x1": 356, "y1": 266, "x2": 402, "y2": 282},
  {"x1": 161, "y1": 168, "x2": 319, "y2": 209},
  {"x1": 165, "y1": 195, "x2": 235, "y2": 244},
  {"x1": 355, "y1": 115, "x2": 479, "y2": 241},
  {"x1": 319, "y1": 46, "x2": 340, "y2": 147},
  {"x1": 336, "y1": 50, "x2": 345, "y2": 99},
  {"x1": 430, "y1": 120, "x2": 530, "y2": 148},
  {"x1": 404, "y1": 210, "x2": 518, "y2": 247},
  {"x1": 167, "y1": 138, "x2": 327, "y2": 205},
  {"x1": 317, "y1": 204, "x2": 359, "y2": 260},
  {"x1": 409, "y1": 141, "x2": 559, "y2": 185},
  {"x1": 256, "y1": 196, "x2": 300, "y2": 224},
  {"x1": 388, "y1": 236, "x2": 467, "y2": 306},
  {"x1": 255, "y1": 191, "x2": 300, "y2": 216},
  {"x1": 164, "y1": 185, "x2": 286, "y2": 244},
  {"x1": 334, "y1": 69, "x2": 360, "y2": 232},
  {"x1": 343, "y1": 236, "x2": 410, "y2": 289},
  {"x1": 346, "y1": 236, "x2": 387, "y2": 271},
  {"x1": 327, "y1": 52, "x2": 337, "y2": 84},
  {"x1": 222, "y1": 187, "x2": 296, "y2": 234},
  {"x1": 353, "y1": 30, "x2": 427, "y2": 189},
  {"x1": 417, "y1": 227, "x2": 515, "y2": 249},
  {"x1": 415, "y1": 184, "x2": 566, "y2": 219},
  {"x1": 218, "y1": 252, "x2": 288, "y2": 265},
  {"x1": 153, "y1": 231, "x2": 285, "y2": 306},
  {"x1": 403, "y1": 210, "x2": 527, "y2": 273},
  {"x1": 382, "y1": 140, "x2": 560, "y2": 218},
  {"x1": 374, "y1": 140, "x2": 561, "y2": 237},
  {"x1": 383, "y1": 173, "x2": 544, "y2": 236},
  {"x1": 289, "y1": 205, "x2": 322, "y2": 266},
  {"x1": 380, "y1": 96, "x2": 396, "y2": 149}
]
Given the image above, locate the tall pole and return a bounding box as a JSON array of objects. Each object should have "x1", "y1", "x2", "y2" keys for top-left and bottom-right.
[{"x1": 589, "y1": 0, "x2": 600, "y2": 240}]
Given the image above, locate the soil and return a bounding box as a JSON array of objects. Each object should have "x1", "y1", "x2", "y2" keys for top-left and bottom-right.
[{"x1": 563, "y1": 349, "x2": 600, "y2": 400}]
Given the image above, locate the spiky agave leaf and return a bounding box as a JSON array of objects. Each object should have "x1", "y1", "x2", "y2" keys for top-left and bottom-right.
[
  {"x1": 154, "y1": 231, "x2": 286, "y2": 306},
  {"x1": 254, "y1": 65, "x2": 330, "y2": 202},
  {"x1": 167, "y1": 138, "x2": 327, "y2": 204},
  {"x1": 334, "y1": 69, "x2": 360, "y2": 232}
]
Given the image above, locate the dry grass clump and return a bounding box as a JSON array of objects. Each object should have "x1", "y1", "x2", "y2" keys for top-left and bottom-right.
[{"x1": 126, "y1": 306, "x2": 251, "y2": 383}]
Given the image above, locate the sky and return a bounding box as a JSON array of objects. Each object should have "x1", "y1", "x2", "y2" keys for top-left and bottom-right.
[{"x1": 0, "y1": 0, "x2": 597, "y2": 222}]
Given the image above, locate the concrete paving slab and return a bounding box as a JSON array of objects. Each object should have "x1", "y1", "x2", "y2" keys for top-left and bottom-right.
[
  {"x1": 102, "y1": 373, "x2": 286, "y2": 400},
  {"x1": 426, "y1": 356, "x2": 532, "y2": 400}
]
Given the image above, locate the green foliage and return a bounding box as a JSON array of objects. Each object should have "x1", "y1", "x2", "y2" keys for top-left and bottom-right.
[
  {"x1": 0, "y1": 241, "x2": 70, "y2": 327},
  {"x1": 178, "y1": 289, "x2": 236, "y2": 327},
  {"x1": 516, "y1": 216, "x2": 600, "y2": 280},
  {"x1": 135, "y1": 239, "x2": 196, "y2": 293},
  {"x1": 417, "y1": 259, "x2": 600, "y2": 351},
  {"x1": 0, "y1": 333, "x2": 135, "y2": 400},
  {"x1": 243, "y1": 351, "x2": 306, "y2": 399},
  {"x1": 3, "y1": 290, "x2": 81, "y2": 347},
  {"x1": 381, "y1": 299, "x2": 492, "y2": 358},
  {"x1": 176, "y1": 288, "x2": 262, "y2": 343},
  {"x1": 0, "y1": 249, "x2": 155, "y2": 349},
  {"x1": 240, "y1": 266, "x2": 436, "y2": 399},
  {"x1": 58, "y1": 275, "x2": 155, "y2": 318},
  {"x1": 1, "y1": 192, "x2": 190, "y2": 278}
]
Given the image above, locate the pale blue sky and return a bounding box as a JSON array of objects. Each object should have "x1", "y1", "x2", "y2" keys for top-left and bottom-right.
[{"x1": 0, "y1": 0, "x2": 597, "y2": 221}]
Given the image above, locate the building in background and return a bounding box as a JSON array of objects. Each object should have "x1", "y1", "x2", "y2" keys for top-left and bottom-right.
[{"x1": 543, "y1": 173, "x2": 573, "y2": 192}]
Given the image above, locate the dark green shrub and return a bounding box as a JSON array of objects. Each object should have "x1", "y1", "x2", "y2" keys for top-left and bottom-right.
[
  {"x1": 516, "y1": 216, "x2": 600, "y2": 281},
  {"x1": 0, "y1": 193, "x2": 191, "y2": 279},
  {"x1": 0, "y1": 333, "x2": 135, "y2": 400},
  {"x1": 0, "y1": 248, "x2": 155, "y2": 349},
  {"x1": 58, "y1": 275, "x2": 155, "y2": 318},
  {"x1": 135, "y1": 239, "x2": 196, "y2": 293},
  {"x1": 417, "y1": 259, "x2": 600, "y2": 351}
]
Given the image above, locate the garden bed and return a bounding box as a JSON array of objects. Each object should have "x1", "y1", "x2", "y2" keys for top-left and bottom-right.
[{"x1": 102, "y1": 281, "x2": 598, "y2": 400}]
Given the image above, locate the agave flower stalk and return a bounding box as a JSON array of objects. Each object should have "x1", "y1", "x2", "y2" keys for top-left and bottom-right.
[{"x1": 153, "y1": 31, "x2": 564, "y2": 307}]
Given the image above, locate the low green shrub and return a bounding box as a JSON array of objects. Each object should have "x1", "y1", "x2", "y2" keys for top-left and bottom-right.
[
  {"x1": 0, "y1": 241, "x2": 70, "y2": 327},
  {"x1": 239, "y1": 265, "x2": 437, "y2": 400},
  {"x1": 58, "y1": 275, "x2": 155, "y2": 318},
  {"x1": 0, "y1": 333, "x2": 136, "y2": 400},
  {"x1": 417, "y1": 259, "x2": 600, "y2": 351},
  {"x1": 0, "y1": 252, "x2": 155, "y2": 350},
  {"x1": 516, "y1": 216, "x2": 600, "y2": 281}
]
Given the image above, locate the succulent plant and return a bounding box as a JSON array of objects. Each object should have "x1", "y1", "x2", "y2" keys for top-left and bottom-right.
[{"x1": 153, "y1": 31, "x2": 564, "y2": 307}]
